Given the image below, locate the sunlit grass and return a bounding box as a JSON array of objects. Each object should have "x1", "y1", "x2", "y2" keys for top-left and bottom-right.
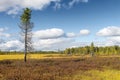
[
  {"x1": 0, "y1": 54, "x2": 24, "y2": 60},
  {"x1": 0, "y1": 54, "x2": 74, "y2": 60},
  {"x1": 73, "y1": 69, "x2": 120, "y2": 80},
  {"x1": 0, "y1": 54, "x2": 59, "y2": 60},
  {"x1": 0, "y1": 54, "x2": 120, "y2": 60},
  {"x1": 0, "y1": 54, "x2": 85, "y2": 60},
  {"x1": 28, "y1": 54, "x2": 63, "y2": 59}
]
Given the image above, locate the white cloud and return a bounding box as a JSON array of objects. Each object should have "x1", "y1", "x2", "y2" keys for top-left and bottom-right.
[
  {"x1": 1, "y1": 36, "x2": 119, "y2": 51},
  {"x1": 66, "y1": 32, "x2": 77, "y2": 38},
  {"x1": 0, "y1": 40, "x2": 23, "y2": 51},
  {"x1": 91, "y1": 36, "x2": 120, "y2": 47},
  {"x1": 0, "y1": 0, "x2": 21, "y2": 13},
  {"x1": 95, "y1": 26, "x2": 120, "y2": 46},
  {"x1": 7, "y1": 6, "x2": 20, "y2": 15},
  {"x1": 0, "y1": 0, "x2": 60, "y2": 15},
  {"x1": 107, "y1": 36, "x2": 120, "y2": 45},
  {"x1": 69, "y1": 0, "x2": 88, "y2": 8},
  {"x1": 21, "y1": 0, "x2": 57, "y2": 9},
  {"x1": 0, "y1": 0, "x2": 89, "y2": 15},
  {"x1": 80, "y1": 29, "x2": 90, "y2": 35},
  {"x1": 0, "y1": 28, "x2": 4, "y2": 32},
  {"x1": 33, "y1": 28, "x2": 65, "y2": 39},
  {"x1": 33, "y1": 38, "x2": 74, "y2": 51},
  {"x1": 33, "y1": 28, "x2": 90, "y2": 39},
  {"x1": 108, "y1": 36, "x2": 120, "y2": 42},
  {"x1": 97, "y1": 26, "x2": 120, "y2": 36},
  {"x1": 0, "y1": 38, "x2": 74, "y2": 51},
  {"x1": 0, "y1": 28, "x2": 11, "y2": 37},
  {"x1": 53, "y1": 0, "x2": 61, "y2": 10},
  {"x1": 0, "y1": 27, "x2": 91, "y2": 51},
  {"x1": 0, "y1": 33, "x2": 10, "y2": 38},
  {"x1": 32, "y1": 28, "x2": 91, "y2": 51},
  {"x1": 32, "y1": 28, "x2": 78, "y2": 51}
]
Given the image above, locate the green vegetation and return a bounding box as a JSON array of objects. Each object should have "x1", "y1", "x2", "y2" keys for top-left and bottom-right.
[
  {"x1": 64, "y1": 44, "x2": 120, "y2": 56},
  {"x1": 0, "y1": 57, "x2": 120, "y2": 80},
  {"x1": 19, "y1": 8, "x2": 33, "y2": 62},
  {"x1": 0, "y1": 43, "x2": 120, "y2": 57},
  {"x1": 0, "y1": 51, "x2": 61, "y2": 55}
]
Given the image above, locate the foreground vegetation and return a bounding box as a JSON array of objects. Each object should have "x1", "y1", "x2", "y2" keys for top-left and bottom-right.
[{"x1": 0, "y1": 57, "x2": 120, "y2": 80}]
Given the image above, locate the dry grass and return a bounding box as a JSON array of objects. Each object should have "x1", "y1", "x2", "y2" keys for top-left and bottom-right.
[
  {"x1": 0, "y1": 54, "x2": 24, "y2": 60},
  {"x1": 73, "y1": 69, "x2": 120, "y2": 80},
  {"x1": 0, "y1": 54, "x2": 120, "y2": 60},
  {"x1": 0, "y1": 54, "x2": 61, "y2": 60},
  {"x1": 0, "y1": 57, "x2": 120, "y2": 80},
  {"x1": 0, "y1": 54, "x2": 86, "y2": 60}
]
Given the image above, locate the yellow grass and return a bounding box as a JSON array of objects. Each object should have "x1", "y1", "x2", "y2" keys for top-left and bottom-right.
[
  {"x1": 0, "y1": 54, "x2": 57, "y2": 60},
  {"x1": 0, "y1": 54, "x2": 80, "y2": 60},
  {"x1": 0, "y1": 54, "x2": 120, "y2": 60},
  {"x1": 73, "y1": 70, "x2": 120, "y2": 80},
  {"x1": 28, "y1": 54, "x2": 63, "y2": 59},
  {"x1": 0, "y1": 54, "x2": 24, "y2": 60}
]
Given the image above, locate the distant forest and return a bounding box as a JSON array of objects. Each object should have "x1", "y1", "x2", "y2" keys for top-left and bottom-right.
[
  {"x1": 0, "y1": 42, "x2": 120, "y2": 56},
  {"x1": 64, "y1": 42, "x2": 120, "y2": 56}
]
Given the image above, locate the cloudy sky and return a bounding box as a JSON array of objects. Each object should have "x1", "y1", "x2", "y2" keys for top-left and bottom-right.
[{"x1": 0, "y1": 0, "x2": 120, "y2": 51}]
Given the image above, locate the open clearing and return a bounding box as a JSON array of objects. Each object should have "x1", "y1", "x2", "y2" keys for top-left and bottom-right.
[
  {"x1": 0, "y1": 56, "x2": 120, "y2": 80},
  {"x1": 0, "y1": 54, "x2": 85, "y2": 60},
  {"x1": 0, "y1": 54, "x2": 119, "y2": 60}
]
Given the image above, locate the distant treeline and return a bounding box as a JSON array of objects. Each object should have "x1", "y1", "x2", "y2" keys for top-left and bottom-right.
[
  {"x1": 0, "y1": 51, "x2": 59, "y2": 55},
  {"x1": 64, "y1": 43, "x2": 120, "y2": 56},
  {"x1": 0, "y1": 43, "x2": 120, "y2": 55}
]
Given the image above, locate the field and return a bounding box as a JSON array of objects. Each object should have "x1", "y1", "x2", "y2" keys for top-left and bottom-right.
[
  {"x1": 0, "y1": 54, "x2": 120, "y2": 80},
  {"x1": 0, "y1": 54, "x2": 86, "y2": 60}
]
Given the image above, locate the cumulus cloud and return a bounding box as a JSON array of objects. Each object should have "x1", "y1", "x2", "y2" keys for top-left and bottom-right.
[
  {"x1": 97, "y1": 26, "x2": 120, "y2": 36},
  {"x1": 107, "y1": 36, "x2": 120, "y2": 45},
  {"x1": 69, "y1": 0, "x2": 88, "y2": 8},
  {"x1": 66, "y1": 32, "x2": 77, "y2": 38},
  {"x1": 31, "y1": 26, "x2": 120, "y2": 51},
  {"x1": 32, "y1": 28, "x2": 91, "y2": 51},
  {"x1": 95, "y1": 26, "x2": 120, "y2": 46},
  {"x1": 0, "y1": 0, "x2": 89, "y2": 15},
  {"x1": 0, "y1": 33, "x2": 10, "y2": 38},
  {"x1": 108, "y1": 36, "x2": 120, "y2": 42},
  {"x1": 33, "y1": 38, "x2": 75, "y2": 51},
  {"x1": 0, "y1": 40, "x2": 23, "y2": 51},
  {"x1": 32, "y1": 28, "x2": 78, "y2": 50},
  {"x1": 80, "y1": 29, "x2": 90, "y2": 35},
  {"x1": 0, "y1": 38, "x2": 75, "y2": 51},
  {"x1": 92, "y1": 37, "x2": 120, "y2": 47},
  {"x1": 33, "y1": 28, "x2": 65, "y2": 39},
  {"x1": 53, "y1": 0, "x2": 61, "y2": 10},
  {"x1": 0, "y1": 28, "x2": 11, "y2": 37},
  {"x1": 33, "y1": 28, "x2": 90, "y2": 39},
  {"x1": 7, "y1": 6, "x2": 20, "y2": 15},
  {"x1": 0, "y1": 0, "x2": 60, "y2": 15},
  {"x1": 0, "y1": 27, "x2": 91, "y2": 51}
]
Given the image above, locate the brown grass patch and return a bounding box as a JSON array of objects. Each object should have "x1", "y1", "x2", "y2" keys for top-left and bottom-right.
[{"x1": 0, "y1": 57, "x2": 120, "y2": 80}]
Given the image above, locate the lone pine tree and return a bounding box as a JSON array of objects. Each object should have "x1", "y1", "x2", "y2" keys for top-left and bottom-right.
[{"x1": 19, "y1": 8, "x2": 33, "y2": 62}]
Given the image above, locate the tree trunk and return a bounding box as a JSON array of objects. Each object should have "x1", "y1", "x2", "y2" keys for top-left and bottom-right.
[{"x1": 24, "y1": 23, "x2": 27, "y2": 62}]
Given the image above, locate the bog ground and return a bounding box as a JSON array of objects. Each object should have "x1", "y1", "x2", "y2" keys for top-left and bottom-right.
[{"x1": 0, "y1": 56, "x2": 120, "y2": 80}]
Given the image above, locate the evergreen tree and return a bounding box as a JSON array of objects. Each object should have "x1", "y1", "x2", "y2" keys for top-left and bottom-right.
[
  {"x1": 90, "y1": 42, "x2": 94, "y2": 56},
  {"x1": 19, "y1": 8, "x2": 33, "y2": 62}
]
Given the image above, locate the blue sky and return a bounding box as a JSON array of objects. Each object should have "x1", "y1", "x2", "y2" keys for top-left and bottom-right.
[{"x1": 0, "y1": 0, "x2": 120, "y2": 51}]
